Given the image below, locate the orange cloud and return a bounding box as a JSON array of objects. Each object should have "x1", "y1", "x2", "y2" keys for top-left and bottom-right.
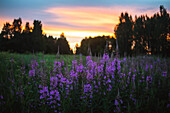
[
  {"x1": 43, "y1": 6, "x2": 158, "y2": 50},
  {"x1": 44, "y1": 7, "x2": 118, "y2": 30}
]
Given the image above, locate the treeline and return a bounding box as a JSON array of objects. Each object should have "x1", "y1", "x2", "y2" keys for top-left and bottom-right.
[
  {"x1": 76, "y1": 35, "x2": 116, "y2": 56},
  {"x1": 0, "y1": 5, "x2": 170, "y2": 57},
  {"x1": 78, "y1": 5, "x2": 170, "y2": 57},
  {"x1": 0, "y1": 19, "x2": 72, "y2": 54},
  {"x1": 114, "y1": 5, "x2": 170, "y2": 57}
]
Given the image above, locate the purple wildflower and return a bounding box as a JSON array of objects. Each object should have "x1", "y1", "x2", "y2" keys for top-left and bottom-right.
[
  {"x1": 1, "y1": 96, "x2": 3, "y2": 99},
  {"x1": 145, "y1": 64, "x2": 148, "y2": 71},
  {"x1": 162, "y1": 71, "x2": 167, "y2": 77},
  {"x1": 115, "y1": 99, "x2": 119, "y2": 106},
  {"x1": 29, "y1": 69, "x2": 35, "y2": 77}
]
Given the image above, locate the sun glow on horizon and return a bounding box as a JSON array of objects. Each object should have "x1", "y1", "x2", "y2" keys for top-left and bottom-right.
[{"x1": 43, "y1": 29, "x2": 114, "y2": 51}]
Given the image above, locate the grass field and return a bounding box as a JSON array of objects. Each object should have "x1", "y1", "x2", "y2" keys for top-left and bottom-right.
[{"x1": 0, "y1": 52, "x2": 170, "y2": 113}]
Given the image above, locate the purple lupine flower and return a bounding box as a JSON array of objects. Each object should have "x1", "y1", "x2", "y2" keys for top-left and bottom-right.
[
  {"x1": 94, "y1": 85, "x2": 98, "y2": 89},
  {"x1": 60, "y1": 77, "x2": 66, "y2": 83},
  {"x1": 47, "y1": 96, "x2": 53, "y2": 100},
  {"x1": 162, "y1": 71, "x2": 167, "y2": 77},
  {"x1": 117, "y1": 65, "x2": 121, "y2": 73},
  {"x1": 120, "y1": 99, "x2": 123, "y2": 104},
  {"x1": 44, "y1": 86, "x2": 48, "y2": 92},
  {"x1": 106, "y1": 79, "x2": 111, "y2": 84},
  {"x1": 103, "y1": 53, "x2": 109, "y2": 62},
  {"x1": 84, "y1": 84, "x2": 91, "y2": 93},
  {"x1": 145, "y1": 64, "x2": 148, "y2": 71},
  {"x1": 87, "y1": 72, "x2": 93, "y2": 80},
  {"x1": 98, "y1": 81, "x2": 101, "y2": 86},
  {"x1": 29, "y1": 69, "x2": 35, "y2": 77},
  {"x1": 77, "y1": 64, "x2": 84, "y2": 73},
  {"x1": 109, "y1": 84, "x2": 112, "y2": 88},
  {"x1": 115, "y1": 99, "x2": 119, "y2": 106},
  {"x1": 107, "y1": 84, "x2": 112, "y2": 92},
  {"x1": 50, "y1": 90, "x2": 55, "y2": 95},
  {"x1": 97, "y1": 65, "x2": 104, "y2": 73},
  {"x1": 150, "y1": 65, "x2": 153, "y2": 69},
  {"x1": 53, "y1": 61, "x2": 62, "y2": 74},
  {"x1": 31, "y1": 60, "x2": 39, "y2": 69},
  {"x1": 54, "y1": 61, "x2": 61, "y2": 67},
  {"x1": 86, "y1": 56, "x2": 91, "y2": 62},
  {"x1": 39, "y1": 86, "x2": 49, "y2": 99},
  {"x1": 40, "y1": 95, "x2": 44, "y2": 99},
  {"x1": 71, "y1": 71, "x2": 78, "y2": 79}
]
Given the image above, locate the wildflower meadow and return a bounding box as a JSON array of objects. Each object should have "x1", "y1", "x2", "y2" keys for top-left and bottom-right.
[{"x1": 0, "y1": 52, "x2": 169, "y2": 113}]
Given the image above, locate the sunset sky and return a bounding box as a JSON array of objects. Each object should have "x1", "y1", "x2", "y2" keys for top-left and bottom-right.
[{"x1": 0, "y1": 0, "x2": 170, "y2": 51}]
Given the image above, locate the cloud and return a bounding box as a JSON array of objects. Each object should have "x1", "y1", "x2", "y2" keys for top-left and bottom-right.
[
  {"x1": 43, "y1": 5, "x2": 161, "y2": 31},
  {"x1": 44, "y1": 7, "x2": 119, "y2": 32}
]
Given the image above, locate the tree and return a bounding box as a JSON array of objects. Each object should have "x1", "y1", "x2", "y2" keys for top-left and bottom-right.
[
  {"x1": 114, "y1": 12, "x2": 133, "y2": 57},
  {"x1": 0, "y1": 22, "x2": 12, "y2": 51},
  {"x1": 45, "y1": 35, "x2": 57, "y2": 54},
  {"x1": 31, "y1": 20, "x2": 45, "y2": 52},
  {"x1": 75, "y1": 43, "x2": 80, "y2": 54},
  {"x1": 12, "y1": 18, "x2": 22, "y2": 34},
  {"x1": 56, "y1": 33, "x2": 72, "y2": 54},
  {"x1": 1, "y1": 22, "x2": 12, "y2": 39},
  {"x1": 79, "y1": 35, "x2": 115, "y2": 56},
  {"x1": 145, "y1": 5, "x2": 170, "y2": 56},
  {"x1": 23, "y1": 22, "x2": 31, "y2": 33},
  {"x1": 133, "y1": 15, "x2": 147, "y2": 55}
]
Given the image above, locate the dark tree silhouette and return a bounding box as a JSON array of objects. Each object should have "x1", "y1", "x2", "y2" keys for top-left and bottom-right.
[
  {"x1": 133, "y1": 15, "x2": 147, "y2": 55},
  {"x1": 0, "y1": 18, "x2": 72, "y2": 54},
  {"x1": 79, "y1": 35, "x2": 115, "y2": 56},
  {"x1": 114, "y1": 5, "x2": 170, "y2": 57},
  {"x1": 75, "y1": 43, "x2": 80, "y2": 54},
  {"x1": 23, "y1": 22, "x2": 31, "y2": 33},
  {"x1": 114, "y1": 12, "x2": 133, "y2": 57},
  {"x1": 56, "y1": 32, "x2": 72, "y2": 54}
]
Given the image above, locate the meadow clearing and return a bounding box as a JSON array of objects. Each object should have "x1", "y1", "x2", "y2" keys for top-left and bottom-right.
[{"x1": 0, "y1": 52, "x2": 169, "y2": 113}]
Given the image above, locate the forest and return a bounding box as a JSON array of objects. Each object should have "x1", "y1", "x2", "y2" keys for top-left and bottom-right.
[{"x1": 0, "y1": 5, "x2": 170, "y2": 57}]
